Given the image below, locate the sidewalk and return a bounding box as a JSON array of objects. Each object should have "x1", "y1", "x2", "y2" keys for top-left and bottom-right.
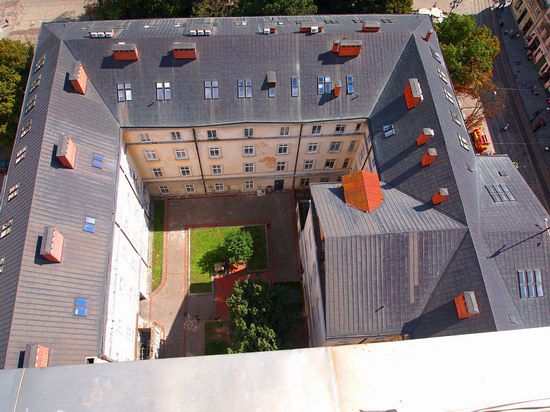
[{"x1": 497, "y1": 7, "x2": 550, "y2": 167}]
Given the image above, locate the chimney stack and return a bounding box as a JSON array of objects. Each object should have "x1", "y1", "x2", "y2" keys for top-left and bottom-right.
[
  {"x1": 455, "y1": 291, "x2": 479, "y2": 319},
  {"x1": 56, "y1": 136, "x2": 76, "y2": 169},
  {"x1": 404, "y1": 78, "x2": 423, "y2": 110},
  {"x1": 23, "y1": 344, "x2": 50, "y2": 368},
  {"x1": 334, "y1": 80, "x2": 342, "y2": 97},
  {"x1": 421, "y1": 148, "x2": 438, "y2": 166},
  {"x1": 416, "y1": 128, "x2": 434, "y2": 146},
  {"x1": 112, "y1": 43, "x2": 139, "y2": 61},
  {"x1": 423, "y1": 29, "x2": 433, "y2": 42},
  {"x1": 172, "y1": 42, "x2": 197, "y2": 59},
  {"x1": 332, "y1": 40, "x2": 363, "y2": 57},
  {"x1": 362, "y1": 21, "x2": 381, "y2": 32},
  {"x1": 432, "y1": 188, "x2": 449, "y2": 205},
  {"x1": 40, "y1": 226, "x2": 64, "y2": 263},
  {"x1": 68, "y1": 61, "x2": 87, "y2": 95}
]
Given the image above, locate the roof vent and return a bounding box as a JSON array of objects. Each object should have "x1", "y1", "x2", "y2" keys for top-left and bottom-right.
[
  {"x1": 88, "y1": 24, "x2": 114, "y2": 38},
  {"x1": 300, "y1": 22, "x2": 323, "y2": 33},
  {"x1": 423, "y1": 29, "x2": 433, "y2": 42},
  {"x1": 362, "y1": 21, "x2": 381, "y2": 32},
  {"x1": 432, "y1": 187, "x2": 449, "y2": 205},
  {"x1": 334, "y1": 80, "x2": 342, "y2": 97},
  {"x1": 112, "y1": 43, "x2": 138, "y2": 61},
  {"x1": 416, "y1": 128, "x2": 434, "y2": 146},
  {"x1": 455, "y1": 291, "x2": 479, "y2": 319},
  {"x1": 68, "y1": 61, "x2": 87, "y2": 95},
  {"x1": 404, "y1": 78, "x2": 423, "y2": 110},
  {"x1": 23, "y1": 344, "x2": 50, "y2": 368},
  {"x1": 332, "y1": 39, "x2": 363, "y2": 57},
  {"x1": 421, "y1": 148, "x2": 438, "y2": 167},
  {"x1": 40, "y1": 226, "x2": 64, "y2": 263},
  {"x1": 57, "y1": 136, "x2": 76, "y2": 169},
  {"x1": 342, "y1": 171, "x2": 384, "y2": 213},
  {"x1": 189, "y1": 25, "x2": 213, "y2": 36},
  {"x1": 263, "y1": 24, "x2": 276, "y2": 34},
  {"x1": 172, "y1": 42, "x2": 197, "y2": 59}
]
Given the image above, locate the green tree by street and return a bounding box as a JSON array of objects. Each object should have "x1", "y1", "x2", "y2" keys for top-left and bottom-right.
[
  {"x1": 0, "y1": 39, "x2": 34, "y2": 152},
  {"x1": 192, "y1": 0, "x2": 236, "y2": 17},
  {"x1": 316, "y1": 0, "x2": 412, "y2": 15},
  {"x1": 236, "y1": 0, "x2": 317, "y2": 16},
  {"x1": 223, "y1": 230, "x2": 253, "y2": 266},
  {"x1": 436, "y1": 13, "x2": 500, "y2": 94},
  {"x1": 226, "y1": 278, "x2": 300, "y2": 353},
  {"x1": 85, "y1": 0, "x2": 193, "y2": 20}
]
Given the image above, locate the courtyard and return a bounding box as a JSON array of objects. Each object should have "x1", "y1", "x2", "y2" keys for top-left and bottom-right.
[{"x1": 139, "y1": 191, "x2": 305, "y2": 358}]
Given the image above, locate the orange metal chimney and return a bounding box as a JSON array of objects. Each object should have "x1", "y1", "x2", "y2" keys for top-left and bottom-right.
[
  {"x1": 455, "y1": 291, "x2": 479, "y2": 319},
  {"x1": 40, "y1": 226, "x2": 64, "y2": 263},
  {"x1": 68, "y1": 61, "x2": 87, "y2": 95},
  {"x1": 416, "y1": 128, "x2": 434, "y2": 146},
  {"x1": 56, "y1": 136, "x2": 76, "y2": 169},
  {"x1": 432, "y1": 188, "x2": 449, "y2": 205},
  {"x1": 423, "y1": 29, "x2": 433, "y2": 42},
  {"x1": 421, "y1": 148, "x2": 438, "y2": 166},
  {"x1": 404, "y1": 78, "x2": 423, "y2": 110},
  {"x1": 334, "y1": 80, "x2": 342, "y2": 97}
]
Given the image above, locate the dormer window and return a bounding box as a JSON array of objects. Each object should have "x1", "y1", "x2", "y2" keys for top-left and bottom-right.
[
  {"x1": 34, "y1": 55, "x2": 45, "y2": 73},
  {"x1": 20, "y1": 119, "x2": 32, "y2": 138}
]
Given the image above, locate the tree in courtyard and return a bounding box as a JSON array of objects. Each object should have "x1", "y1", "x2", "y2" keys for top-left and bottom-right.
[
  {"x1": 223, "y1": 230, "x2": 253, "y2": 266},
  {"x1": 192, "y1": 0, "x2": 236, "y2": 17},
  {"x1": 236, "y1": 0, "x2": 317, "y2": 16},
  {"x1": 0, "y1": 39, "x2": 34, "y2": 152},
  {"x1": 226, "y1": 278, "x2": 299, "y2": 353},
  {"x1": 316, "y1": 0, "x2": 412, "y2": 15},
  {"x1": 436, "y1": 13, "x2": 500, "y2": 94}
]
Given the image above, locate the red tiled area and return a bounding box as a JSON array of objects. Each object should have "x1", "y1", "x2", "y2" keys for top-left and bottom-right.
[{"x1": 214, "y1": 271, "x2": 273, "y2": 319}]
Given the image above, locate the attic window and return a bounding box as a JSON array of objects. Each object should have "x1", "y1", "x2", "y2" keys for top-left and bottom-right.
[
  {"x1": 140, "y1": 133, "x2": 151, "y2": 142},
  {"x1": 317, "y1": 76, "x2": 331, "y2": 95},
  {"x1": 244, "y1": 128, "x2": 254, "y2": 138},
  {"x1": 0, "y1": 219, "x2": 13, "y2": 238},
  {"x1": 380, "y1": 18, "x2": 394, "y2": 23},
  {"x1": 84, "y1": 217, "x2": 96, "y2": 233},
  {"x1": 291, "y1": 77, "x2": 299, "y2": 97},
  {"x1": 458, "y1": 133, "x2": 470, "y2": 150},
  {"x1": 74, "y1": 298, "x2": 88, "y2": 316},
  {"x1": 312, "y1": 125, "x2": 322, "y2": 134},
  {"x1": 15, "y1": 146, "x2": 27, "y2": 164},
  {"x1": 30, "y1": 74, "x2": 41, "y2": 93},
  {"x1": 346, "y1": 76, "x2": 354, "y2": 94},
  {"x1": 207, "y1": 130, "x2": 217, "y2": 139},
  {"x1": 486, "y1": 184, "x2": 516, "y2": 202},
  {"x1": 26, "y1": 95, "x2": 37, "y2": 114},
  {"x1": 437, "y1": 68, "x2": 448, "y2": 84},
  {"x1": 204, "y1": 80, "x2": 219, "y2": 100},
  {"x1": 431, "y1": 47, "x2": 443, "y2": 64},
  {"x1": 171, "y1": 131, "x2": 182, "y2": 141},
  {"x1": 7, "y1": 183, "x2": 19, "y2": 202},
  {"x1": 383, "y1": 124, "x2": 396, "y2": 137},
  {"x1": 92, "y1": 153, "x2": 104, "y2": 169},
  {"x1": 117, "y1": 83, "x2": 132, "y2": 102},
  {"x1": 444, "y1": 88, "x2": 454, "y2": 104},
  {"x1": 159, "y1": 185, "x2": 170, "y2": 195},
  {"x1": 156, "y1": 82, "x2": 171, "y2": 101},
  {"x1": 20, "y1": 119, "x2": 32, "y2": 138},
  {"x1": 0, "y1": 257, "x2": 4, "y2": 274},
  {"x1": 34, "y1": 55, "x2": 45, "y2": 73},
  {"x1": 451, "y1": 110, "x2": 462, "y2": 126},
  {"x1": 518, "y1": 270, "x2": 543, "y2": 298},
  {"x1": 238, "y1": 80, "x2": 252, "y2": 98},
  {"x1": 335, "y1": 124, "x2": 346, "y2": 134}
]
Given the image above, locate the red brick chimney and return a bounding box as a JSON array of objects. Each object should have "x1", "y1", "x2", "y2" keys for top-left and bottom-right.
[
  {"x1": 455, "y1": 291, "x2": 479, "y2": 319},
  {"x1": 423, "y1": 30, "x2": 433, "y2": 42},
  {"x1": 333, "y1": 40, "x2": 363, "y2": 57},
  {"x1": 68, "y1": 61, "x2": 87, "y2": 95},
  {"x1": 56, "y1": 136, "x2": 76, "y2": 169},
  {"x1": 416, "y1": 128, "x2": 434, "y2": 146},
  {"x1": 40, "y1": 226, "x2": 64, "y2": 263},
  {"x1": 404, "y1": 78, "x2": 423, "y2": 110},
  {"x1": 432, "y1": 188, "x2": 449, "y2": 205},
  {"x1": 421, "y1": 148, "x2": 438, "y2": 166},
  {"x1": 362, "y1": 21, "x2": 381, "y2": 32}
]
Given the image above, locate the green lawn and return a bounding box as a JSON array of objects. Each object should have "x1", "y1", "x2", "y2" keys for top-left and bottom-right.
[
  {"x1": 204, "y1": 321, "x2": 231, "y2": 355},
  {"x1": 152, "y1": 201, "x2": 165, "y2": 291},
  {"x1": 190, "y1": 225, "x2": 268, "y2": 294}
]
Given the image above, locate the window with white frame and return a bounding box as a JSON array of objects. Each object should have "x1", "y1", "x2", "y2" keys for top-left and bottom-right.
[
  {"x1": 304, "y1": 160, "x2": 315, "y2": 170},
  {"x1": 244, "y1": 128, "x2": 254, "y2": 138},
  {"x1": 207, "y1": 130, "x2": 217, "y2": 139},
  {"x1": 7, "y1": 183, "x2": 19, "y2": 202},
  {"x1": 117, "y1": 83, "x2": 132, "y2": 102},
  {"x1": 179, "y1": 166, "x2": 191, "y2": 176},
  {"x1": 329, "y1": 142, "x2": 341, "y2": 152},
  {"x1": 244, "y1": 181, "x2": 254, "y2": 190},
  {"x1": 280, "y1": 126, "x2": 290, "y2": 136},
  {"x1": 335, "y1": 124, "x2": 346, "y2": 134},
  {"x1": 307, "y1": 142, "x2": 319, "y2": 153},
  {"x1": 156, "y1": 82, "x2": 171, "y2": 101},
  {"x1": 175, "y1": 148, "x2": 188, "y2": 160},
  {"x1": 20, "y1": 119, "x2": 32, "y2": 138},
  {"x1": 26, "y1": 95, "x2": 36, "y2": 114},
  {"x1": 276, "y1": 161, "x2": 286, "y2": 171},
  {"x1": 451, "y1": 110, "x2": 462, "y2": 126},
  {"x1": 139, "y1": 133, "x2": 151, "y2": 142},
  {"x1": 171, "y1": 131, "x2": 182, "y2": 141},
  {"x1": 238, "y1": 80, "x2": 252, "y2": 98},
  {"x1": 291, "y1": 77, "x2": 299, "y2": 97},
  {"x1": 144, "y1": 150, "x2": 158, "y2": 161},
  {"x1": 348, "y1": 141, "x2": 357, "y2": 151},
  {"x1": 244, "y1": 163, "x2": 254, "y2": 173},
  {"x1": 325, "y1": 159, "x2": 336, "y2": 169},
  {"x1": 209, "y1": 147, "x2": 221, "y2": 158},
  {"x1": 159, "y1": 185, "x2": 170, "y2": 195},
  {"x1": 185, "y1": 184, "x2": 195, "y2": 193},
  {"x1": 444, "y1": 88, "x2": 454, "y2": 104},
  {"x1": 15, "y1": 146, "x2": 27, "y2": 164},
  {"x1": 346, "y1": 75, "x2": 354, "y2": 94},
  {"x1": 0, "y1": 219, "x2": 13, "y2": 238},
  {"x1": 317, "y1": 76, "x2": 331, "y2": 95},
  {"x1": 277, "y1": 144, "x2": 289, "y2": 155},
  {"x1": 152, "y1": 167, "x2": 164, "y2": 178},
  {"x1": 312, "y1": 125, "x2": 322, "y2": 135},
  {"x1": 458, "y1": 133, "x2": 470, "y2": 150},
  {"x1": 211, "y1": 165, "x2": 223, "y2": 175},
  {"x1": 204, "y1": 80, "x2": 219, "y2": 100},
  {"x1": 213, "y1": 183, "x2": 225, "y2": 192},
  {"x1": 243, "y1": 145, "x2": 255, "y2": 156},
  {"x1": 518, "y1": 270, "x2": 544, "y2": 298},
  {"x1": 437, "y1": 68, "x2": 448, "y2": 84}
]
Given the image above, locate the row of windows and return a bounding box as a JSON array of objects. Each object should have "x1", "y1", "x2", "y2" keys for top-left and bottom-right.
[
  {"x1": 151, "y1": 157, "x2": 346, "y2": 177},
  {"x1": 137, "y1": 124, "x2": 361, "y2": 143},
  {"x1": 144, "y1": 140, "x2": 357, "y2": 162}
]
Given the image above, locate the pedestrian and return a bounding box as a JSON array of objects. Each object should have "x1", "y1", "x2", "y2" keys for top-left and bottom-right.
[
  {"x1": 522, "y1": 81, "x2": 527, "y2": 86},
  {"x1": 515, "y1": 33, "x2": 520, "y2": 38},
  {"x1": 500, "y1": 22, "x2": 504, "y2": 27},
  {"x1": 501, "y1": 123, "x2": 510, "y2": 132},
  {"x1": 504, "y1": 29, "x2": 508, "y2": 35},
  {"x1": 535, "y1": 91, "x2": 540, "y2": 96}
]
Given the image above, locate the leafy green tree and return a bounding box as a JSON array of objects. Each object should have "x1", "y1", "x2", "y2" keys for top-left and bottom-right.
[
  {"x1": 236, "y1": 0, "x2": 316, "y2": 16},
  {"x1": 436, "y1": 13, "x2": 500, "y2": 94},
  {"x1": 227, "y1": 279, "x2": 300, "y2": 353},
  {"x1": 192, "y1": 0, "x2": 236, "y2": 17},
  {"x1": 223, "y1": 230, "x2": 253, "y2": 265},
  {"x1": 0, "y1": 39, "x2": 33, "y2": 152},
  {"x1": 86, "y1": 0, "x2": 193, "y2": 20},
  {"x1": 317, "y1": 0, "x2": 412, "y2": 15}
]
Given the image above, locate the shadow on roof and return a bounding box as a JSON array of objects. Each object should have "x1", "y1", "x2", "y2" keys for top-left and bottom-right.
[{"x1": 100, "y1": 55, "x2": 135, "y2": 70}]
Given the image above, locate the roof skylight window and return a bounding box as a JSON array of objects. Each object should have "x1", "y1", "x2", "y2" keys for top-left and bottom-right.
[
  {"x1": 245, "y1": 80, "x2": 252, "y2": 98},
  {"x1": 117, "y1": 83, "x2": 132, "y2": 102},
  {"x1": 444, "y1": 88, "x2": 454, "y2": 104},
  {"x1": 458, "y1": 133, "x2": 470, "y2": 150},
  {"x1": 20, "y1": 119, "x2": 32, "y2": 138},
  {"x1": 7, "y1": 183, "x2": 19, "y2": 202},
  {"x1": 431, "y1": 47, "x2": 443, "y2": 64},
  {"x1": 0, "y1": 219, "x2": 13, "y2": 238},
  {"x1": 26, "y1": 95, "x2": 36, "y2": 114},
  {"x1": 486, "y1": 184, "x2": 516, "y2": 202},
  {"x1": 518, "y1": 270, "x2": 543, "y2": 298},
  {"x1": 291, "y1": 77, "x2": 299, "y2": 97},
  {"x1": 346, "y1": 75, "x2": 354, "y2": 94},
  {"x1": 84, "y1": 217, "x2": 96, "y2": 233},
  {"x1": 30, "y1": 74, "x2": 41, "y2": 93},
  {"x1": 34, "y1": 55, "x2": 45, "y2": 73},
  {"x1": 437, "y1": 68, "x2": 448, "y2": 84},
  {"x1": 74, "y1": 298, "x2": 88, "y2": 316},
  {"x1": 156, "y1": 82, "x2": 171, "y2": 101},
  {"x1": 451, "y1": 110, "x2": 462, "y2": 126},
  {"x1": 92, "y1": 153, "x2": 104, "y2": 169},
  {"x1": 15, "y1": 146, "x2": 26, "y2": 164},
  {"x1": 204, "y1": 80, "x2": 219, "y2": 100}
]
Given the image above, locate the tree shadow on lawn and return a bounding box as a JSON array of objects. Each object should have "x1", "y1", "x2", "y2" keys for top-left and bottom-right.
[
  {"x1": 241, "y1": 226, "x2": 269, "y2": 272},
  {"x1": 197, "y1": 245, "x2": 226, "y2": 275}
]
